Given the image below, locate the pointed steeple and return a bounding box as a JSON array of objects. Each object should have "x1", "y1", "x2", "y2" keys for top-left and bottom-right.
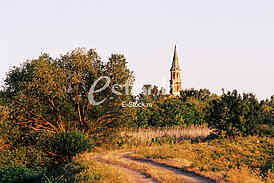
[
  {"x1": 170, "y1": 43, "x2": 182, "y2": 96},
  {"x1": 171, "y1": 44, "x2": 180, "y2": 70}
]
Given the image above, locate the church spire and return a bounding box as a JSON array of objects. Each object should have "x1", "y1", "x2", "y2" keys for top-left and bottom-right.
[
  {"x1": 171, "y1": 44, "x2": 180, "y2": 70},
  {"x1": 169, "y1": 44, "x2": 182, "y2": 96}
]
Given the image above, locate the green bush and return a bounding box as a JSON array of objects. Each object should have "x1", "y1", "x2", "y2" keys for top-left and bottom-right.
[
  {"x1": 135, "y1": 107, "x2": 153, "y2": 128},
  {"x1": 45, "y1": 130, "x2": 93, "y2": 162},
  {"x1": 0, "y1": 164, "x2": 43, "y2": 183},
  {"x1": 205, "y1": 90, "x2": 263, "y2": 137},
  {"x1": 159, "y1": 99, "x2": 204, "y2": 126},
  {"x1": 0, "y1": 146, "x2": 51, "y2": 169},
  {"x1": 134, "y1": 98, "x2": 204, "y2": 127}
]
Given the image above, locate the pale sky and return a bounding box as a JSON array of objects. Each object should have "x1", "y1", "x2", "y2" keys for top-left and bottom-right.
[{"x1": 0, "y1": 0, "x2": 273, "y2": 100}]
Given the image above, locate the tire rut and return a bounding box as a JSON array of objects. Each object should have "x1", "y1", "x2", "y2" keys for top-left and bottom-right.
[
  {"x1": 122, "y1": 153, "x2": 217, "y2": 183},
  {"x1": 93, "y1": 152, "x2": 220, "y2": 183},
  {"x1": 95, "y1": 155, "x2": 160, "y2": 183}
]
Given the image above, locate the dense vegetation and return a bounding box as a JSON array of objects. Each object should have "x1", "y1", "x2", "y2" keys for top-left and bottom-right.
[
  {"x1": 206, "y1": 90, "x2": 273, "y2": 137},
  {"x1": 134, "y1": 88, "x2": 273, "y2": 137},
  {"x1": 0, "y1": 48, "x2": 135, "y2": 182},
  {"x1": 0, "y1": 48, "x2": 273, "y2": 182}
]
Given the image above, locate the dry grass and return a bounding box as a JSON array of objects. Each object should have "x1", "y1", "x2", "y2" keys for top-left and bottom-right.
[
  {"x1": 71, "y1": 158, "x2": 127, "y2": 183},
  {"x1": 226, "y1": 166, "x2": 267, "y2": 183},
  {"x1": 131, "y1": 136, "x2": 274, "y2": 183},
  {"x1": 121, "y1": 126, "x2": 211, "y2": 145}
]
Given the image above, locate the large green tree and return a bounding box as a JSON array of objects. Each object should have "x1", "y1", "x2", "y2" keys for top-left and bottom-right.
[{"x1": 2, "y1": 48, "x2": 134, "y2": 137}]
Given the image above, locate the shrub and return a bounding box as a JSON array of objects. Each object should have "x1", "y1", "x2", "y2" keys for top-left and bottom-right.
[
  {"x1": 0, "y1": 146, "x2": 51, "y2": 169},
  {"x1": 134, "y1": 98, "x2": 204, "y2": 127},
  {"x1": 205, "y1": 90, "x2": 263, "y2": 137},
  {"x1": 45, "y1": 130, "x2": 93, "y2": 162},
  {"x1": 0, "y1": 164, "x2": 43, "y2": 183},
  {"x1": 156, "y1": 98, "x2": 204, "y2": 126},
  {"x1": 135, "y1": 107, "x2": 153, "y2": 128}
]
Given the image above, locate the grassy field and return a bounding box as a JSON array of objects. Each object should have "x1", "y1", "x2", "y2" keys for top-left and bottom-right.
[
  {"x1": 62, "y1": 126, "x2": 274, "y2": 183},
  {"x1": 130, "y1": 136, "x2": 273, "y2": 183}
]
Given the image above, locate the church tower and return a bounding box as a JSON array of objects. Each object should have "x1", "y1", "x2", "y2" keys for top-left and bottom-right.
[{"x1": 170, "y1": 44, "x2": 182, "y2": 96}]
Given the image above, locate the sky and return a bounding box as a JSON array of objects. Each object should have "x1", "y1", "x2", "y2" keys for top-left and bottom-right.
[{"x1": 0, "y1": 0, "x2": 273, "y2": 100}]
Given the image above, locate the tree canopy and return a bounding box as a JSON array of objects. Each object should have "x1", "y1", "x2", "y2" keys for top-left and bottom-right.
[{"x1": 1, "y1": 48, "x2": 134, "y2": 136}]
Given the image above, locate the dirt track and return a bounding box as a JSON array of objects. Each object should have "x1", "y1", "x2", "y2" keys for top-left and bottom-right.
[{"x1": 92, "y1": 152, "x2": 217, "y2": 183}]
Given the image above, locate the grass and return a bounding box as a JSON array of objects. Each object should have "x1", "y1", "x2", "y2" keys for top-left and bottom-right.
[
  {"x1": 131, "y1": 135, "x2": 274, "y2": 183},
  {"x1": 119, "y1": 125, "x2": 211, "y2": 146},
  {"x1": 43, "y1": 158, "x2": 128, "y2": 183},
  {"x1": 72, "y1": 160, "x2": 127, "y2": 183}
]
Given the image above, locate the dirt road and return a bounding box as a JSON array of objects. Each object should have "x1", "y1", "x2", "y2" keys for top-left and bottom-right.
[{"x1": 92, "y1": 151, "x2": 217, "y2": 183}]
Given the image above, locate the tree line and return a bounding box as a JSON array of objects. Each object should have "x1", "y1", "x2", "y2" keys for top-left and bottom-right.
[{"x1": 0, "y1": 48, "x2": 273, "y2": 182}]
